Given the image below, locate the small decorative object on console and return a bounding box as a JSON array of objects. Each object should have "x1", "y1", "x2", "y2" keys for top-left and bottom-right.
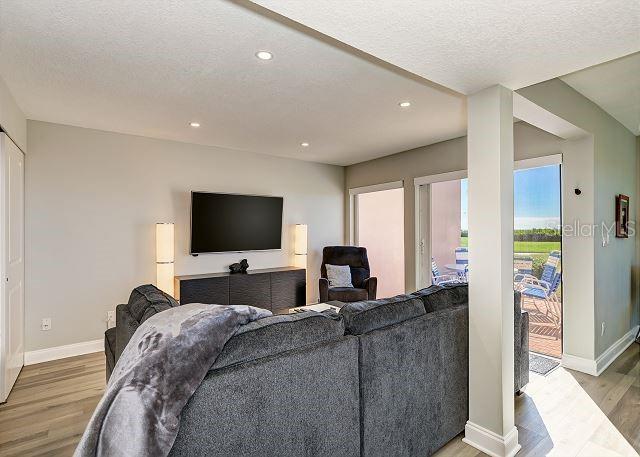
[{"x1": 229, "y1": 258, "x2": 249, "y2": 274}]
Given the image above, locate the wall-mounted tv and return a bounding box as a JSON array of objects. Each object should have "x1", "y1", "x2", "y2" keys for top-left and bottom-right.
[{"x1": 190, "y1": 192, "x2": 283, "y2": 254}]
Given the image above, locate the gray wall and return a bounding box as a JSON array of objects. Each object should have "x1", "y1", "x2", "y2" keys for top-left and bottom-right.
[
  {"x1": 345, "y1": 122, "x2": 564, "y2": 293},
  {"x1": 26, "y1": 121, "x2": 344, "y2": 351},
  {"x1": 0, "y1": 75, "x2": 26, "y2": 151},
  {"x1": 518, "y1": 80, "x2": 638, "y2": 359}
]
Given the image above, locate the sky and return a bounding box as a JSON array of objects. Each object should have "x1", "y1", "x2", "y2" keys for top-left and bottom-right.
[{"x1": 460, "y1": 164, "x2": 561, "y2": 230}]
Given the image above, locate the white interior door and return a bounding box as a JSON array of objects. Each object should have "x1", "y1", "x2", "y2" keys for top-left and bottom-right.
[{"x1": 0, "y1": 133, "x2": 24, "y2": 403}]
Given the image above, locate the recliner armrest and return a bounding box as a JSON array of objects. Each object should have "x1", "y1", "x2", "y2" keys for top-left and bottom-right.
[
  {"x1": 364, "y1": 277, "x2": 377, "y2": 300},
  {"x1": 319, "y1": 278, "x2": 330, "y2": 303}
]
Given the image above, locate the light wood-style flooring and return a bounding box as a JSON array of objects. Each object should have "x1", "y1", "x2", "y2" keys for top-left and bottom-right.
[
  {"x1": 0, "y1": 344, "x2": 638, "y2": 456},
  {"x1": 436, "y1": 343, "x2": 640, "y2": 457},
  {"x1": 0, "y1": 352, "x2": 104, "y2": 456}
]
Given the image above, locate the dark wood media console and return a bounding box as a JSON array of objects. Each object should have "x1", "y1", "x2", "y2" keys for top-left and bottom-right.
[{"x1": 174, "y1": 266, "x2": 306, "y2": 313}]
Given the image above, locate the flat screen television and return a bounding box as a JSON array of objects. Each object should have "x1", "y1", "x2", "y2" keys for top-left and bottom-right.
[{"x1": 190, "y1": 191, "x2": 283, "y2": 254}]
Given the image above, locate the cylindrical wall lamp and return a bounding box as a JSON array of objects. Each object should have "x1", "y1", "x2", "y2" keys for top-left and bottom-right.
[
  {"x1": 294, "y1": 224, "x2": 308, "y2": 269},
  {"x1": 156, "y1": 223, "x2": 175, "y2": 297}
]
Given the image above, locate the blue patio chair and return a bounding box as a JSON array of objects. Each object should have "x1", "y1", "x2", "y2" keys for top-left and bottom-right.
[
  {"x1": 455, "y1": 247, "x2": 468, "y2": 265},
  {"x1": 451, "y1": 247, "x2": 469, "y2": 281},
  {"x1": 513, "y1": 256, "x2": 533, "y2": 277},
  {"x1": 516, "y1": 251, "x2": 561, "y2": 327},
  {"x1": 431, "y1": 258, "x2": 461, "y2": 286}
]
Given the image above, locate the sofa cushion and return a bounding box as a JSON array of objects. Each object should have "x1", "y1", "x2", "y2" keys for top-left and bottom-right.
[
  {"x1": 339, "y1": 294, "x2": 426, "y2": 335},
  {"x1": 328, "y1": 287, "x2": 368, "y2": 302},
  {"x1": 127, "y1": 284, "x2": 179, "y2": 324},
  {"x1": 212, "y1": 311, "x2": 345, "y2": 371},
  {"x1": 411, "y1": 284, "x2": 468, "y2": 313}
]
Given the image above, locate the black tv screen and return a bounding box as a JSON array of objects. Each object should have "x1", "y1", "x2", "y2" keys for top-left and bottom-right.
[{"x1": 190, "y1": 192, "x2": 283, "y2": 254}]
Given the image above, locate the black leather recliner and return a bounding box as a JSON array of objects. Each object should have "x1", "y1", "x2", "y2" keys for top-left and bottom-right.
[{"x1": 319, "y1": 246, "x2": 377, "y2": 303}]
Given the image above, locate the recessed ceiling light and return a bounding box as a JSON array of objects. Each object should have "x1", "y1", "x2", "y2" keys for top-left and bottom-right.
[
  {"x1": 189, "y1": 122, "x2": 200, "y2": 128},
  {"x1": 301, "y1": 142, "x2": 310, "y2": 147},
  {"x1": 255, "y1": 51, "x2": 273, "y2": 60},
  {"x1": 399, "y1": 101, "x2": 411, "y2": 108}
]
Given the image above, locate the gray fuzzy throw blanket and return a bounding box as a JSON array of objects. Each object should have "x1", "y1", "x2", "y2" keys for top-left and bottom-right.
[{"x1": 75, "y1": 303, "x2": 271, "y2": 457}]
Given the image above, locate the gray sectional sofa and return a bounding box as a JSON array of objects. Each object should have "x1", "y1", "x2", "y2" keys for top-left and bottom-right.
[{"x1": 104, "y1": 283, "x2": 529, "y2": 457}]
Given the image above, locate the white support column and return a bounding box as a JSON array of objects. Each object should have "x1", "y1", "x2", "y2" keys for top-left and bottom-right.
[{"x1": 463, "y1": 85, "x2": 519, "y2": 457}]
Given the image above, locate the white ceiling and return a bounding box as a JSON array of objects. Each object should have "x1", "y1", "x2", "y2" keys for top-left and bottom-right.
[
  {"x1": 561, "y1": 52, "x2": 640, "y2": 135},
  {"x1": 251, "y1": 0, "x2": 640, "y2": 95},
  {"x1": 0, "y1": 0, "x2": 467, "y2": 166}
]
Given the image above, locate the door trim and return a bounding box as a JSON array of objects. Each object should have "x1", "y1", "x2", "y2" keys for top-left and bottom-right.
[{"x1": 514, "y1": 154, "x2": 562, "y2": 170}]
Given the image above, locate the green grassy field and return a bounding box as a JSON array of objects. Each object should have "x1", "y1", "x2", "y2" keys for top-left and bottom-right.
[{"x1": 459, "y1": 237, "x2": 560, "y2": 253}]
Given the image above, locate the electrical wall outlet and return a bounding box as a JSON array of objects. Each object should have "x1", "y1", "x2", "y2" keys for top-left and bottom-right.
[
  {"x1": 41, "y1": 318, "x2": 52, "y2": 331},
  {"x1": 601, "y1": 322, "x2": 606, "y2": 336},
  {"x1": 107, "y1": 311, "x2": 115, "y2": 327}
]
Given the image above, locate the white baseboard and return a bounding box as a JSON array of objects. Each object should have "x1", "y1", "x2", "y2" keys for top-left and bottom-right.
[
  {"x1": 24, "y1": 339, "x2": 103, "y2": 365},
  {"x1": 562, "y1": 325, "x2": 639, "y2": 377},
  {"x1": 595, "y1": 325, "x2": 639, "y2": 375},
  {"x1": 462, "y1": 421, "x2": 521, "y2": 457},
  {"x1": 561, "y1": 353, "x2": 598, "y2": 375}
]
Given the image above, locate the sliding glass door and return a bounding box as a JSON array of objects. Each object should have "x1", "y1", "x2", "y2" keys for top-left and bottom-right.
[
  {"x1": 416, "y1": 159, "x2": 563, "y2": 358},
  {"x1": 354, "y1": 186, "x2": 405, "y2": 298},
  {"x1": 514, "y1": 163, "x2": 562, "y2": 358}
]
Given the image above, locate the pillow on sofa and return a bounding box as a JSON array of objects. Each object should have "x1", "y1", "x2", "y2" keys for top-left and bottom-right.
[
  {"x1": 411, "y1": 284, "x2": 468, "y2": 313},
  {"x1": 326, "y1": 264, "x2": 353, "y2": 288},
  {"x1": 339, "y1": 294, "x2": 425, "y2": 335},
  {"x1": 212, "y1": 311, "x2": 345, "y2": 370},
  {"x1": 127, "y1": 284, "x2": 179, "y2": 324}
]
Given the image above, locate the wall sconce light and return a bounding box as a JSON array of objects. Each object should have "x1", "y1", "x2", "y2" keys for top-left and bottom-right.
[
  {"x1": 156, "y1": 223, "x2": 175, "y2": 296},
  {"x1": 294, "y1": 224, "x2": 308, "y2": 269}
]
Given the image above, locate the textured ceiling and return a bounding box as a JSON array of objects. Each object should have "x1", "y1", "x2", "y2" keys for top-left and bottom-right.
[
  {"x1": 251, "y1": 0, "x2": 640, "y2": 95},
  {"x1": 561, "y1": 52, "x2": 640, "y2": 135},
  {"x1": 0, "y1": 0, "x2": 466, "y2": 166}
]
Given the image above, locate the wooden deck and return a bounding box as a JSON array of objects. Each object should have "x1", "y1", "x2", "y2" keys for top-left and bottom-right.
[{"x1": 522, "y1": 295, "x2": 562, "y2": 359}]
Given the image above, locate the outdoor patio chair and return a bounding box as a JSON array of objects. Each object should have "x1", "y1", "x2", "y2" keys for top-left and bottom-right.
[
  {"x1": 448, "y1": 247, "x2": 469, "y2": 281},
  {"x1": 515, "y1": 251, "x2": 561, "y2": 327},
  {"x1": 431, "y1": 258, "x2": 462, "y2": 285},
  {"x1": 513, "y1": 256, "x2": 533, "y2": 277}
]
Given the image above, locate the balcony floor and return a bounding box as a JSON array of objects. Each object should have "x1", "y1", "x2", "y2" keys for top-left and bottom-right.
[{"x1": 522, "y1": 295, "x2": 562, "y2": 359}]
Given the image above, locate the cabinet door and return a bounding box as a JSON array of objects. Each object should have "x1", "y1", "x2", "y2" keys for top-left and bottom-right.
[
  {"x1": 271, "y1": 270, "x2": 306, "y2": 312},
  {"x1": 229, "y1": 273, "x2": 271, "y2": 311},
  {"x1": 179, "y1": 276, "x2": 229, "y2": 305}
]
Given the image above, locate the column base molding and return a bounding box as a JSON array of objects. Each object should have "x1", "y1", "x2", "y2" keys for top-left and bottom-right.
[{"x1": 463, "y1": 421, "x2": 521, "y2": 457}]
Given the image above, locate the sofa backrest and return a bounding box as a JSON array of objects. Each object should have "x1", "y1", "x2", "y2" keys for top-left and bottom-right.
[
  {"x1": 338, "y1": 294, "x2": 426, "y2": 335},
  {"x1": 172, "y1": 319, "x2": 360, "y2": 457},
  {"x1": 212, "y1": 311, "x2": 345, "y2": 370},
  {"x1": 411, "y1": 284, "x2": 468, "y2": 312},
  {"x1": 411, "y1": 284, "x2": 523, "y2": 316}
]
